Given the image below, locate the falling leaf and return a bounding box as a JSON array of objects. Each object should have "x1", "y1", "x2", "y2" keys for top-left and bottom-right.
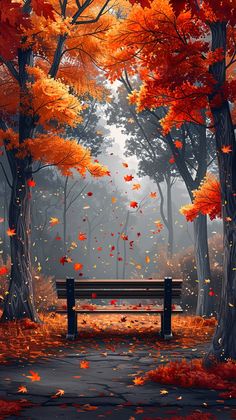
[
  {"x1": 80, "y1": 360, "x2": 90, "y2": 369},
  {"x1": 59, "y1": 256, "x2": 72, "y2": 265},
  {"x1": 110, "y1": 299, "x2": 117, "y2": 305},
  {"x1": 87, "y1": 192, "x2": 93, "y2": 197},
  {"x1": 74, "y1": 263, "x2": 83, "y2": 271},
  {"x1": 27, "y1": 179, "x2": 36, "y2": 187},
  {"x1": 221, "y1": 145, "x2": 232, "y2": 154},
  {"x1": 0, "y1": 217, "x2": 4, "y2": 223},
  {"x1": 49, "y1": 217, "x2": 59, "y2": 226},
  {"x1": 6, "y1": 228, "x2": 16, "y2": 237},
  {"x1": 149, "y1": 192, "x2": 157, "y2": 198},
  {"x1": 174, "y1": 140, "x2": 183, "y2": 149},
  {"x1": 18, "y1": 385, "x2": 28, "y2": 394},
  {"x1": 132, "y1": 183, "x2": 141, "y2": 190},
  {"x1": 55, "y1": 236, "x2": 61, "y2": 241},
  {"x1": 133, "y1": 377, "x2": 145, "y2": 385},
  {"x1": 124, "y1": 174, "x2": 134, "y2": 182},
  {"x1": 130, "y1": 201, "x2": 138, "y2": 208},
  {"x1": 122, "y1": 162, "x2": 129, "y2": 167},
  {"x1": 169, "y1": 156, "x2": 175, "y2": 164},
  {"x1": 0, "y1": 266, "x2": 8, "y2": 276},
  {"x1": 111, "y1": 197, "x2": 117, "y2": 204},
  {"x1": 145, "y1": 255, "x2": 150, "y2": 264},
  {"x1": 78, "y1": 232, "x2": 87, "y2": 241},
  {"x1": 26, "y1": 370, "x2": 41, "y2": 382},
  {"x1": 91, "y1": 293, "x2": 97, "y2": 299}
]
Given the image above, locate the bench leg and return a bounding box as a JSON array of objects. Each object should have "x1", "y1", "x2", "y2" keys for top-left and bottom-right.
[
  {"x1": 160, "y1": 277, "x2": 173, "y2": 339},
  {"x1": 160, "y1": 312, "x2": 172, "y2": 339},
  {"x1": 66, "y1": 278, "x2": 78, "y2": 340}
]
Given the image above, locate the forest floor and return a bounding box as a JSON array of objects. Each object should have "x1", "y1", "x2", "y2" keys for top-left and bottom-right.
[{"x1": 0, "y1": 314, "x2": 235, "y2": 419}]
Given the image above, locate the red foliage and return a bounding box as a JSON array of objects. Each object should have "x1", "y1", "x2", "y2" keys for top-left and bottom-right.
[
  {"x1": 0, "y1": 398, "x2": 33, "y2": 420},
  {"x1": 143, "y1": 359, "x2": 236, "y2": 399}
]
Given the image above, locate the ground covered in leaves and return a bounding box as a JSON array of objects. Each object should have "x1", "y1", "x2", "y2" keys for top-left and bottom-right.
[
  {"x1": 0, "y1": 313, "x2": 216, "y2": 364},
  {"x1": 0, "y1": 314, "x2": 235, "y2": 419}
]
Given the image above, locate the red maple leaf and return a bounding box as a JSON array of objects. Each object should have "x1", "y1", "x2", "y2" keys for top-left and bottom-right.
[{"x1": 124, "y1": 174, "x2": 134, "y2": 182}]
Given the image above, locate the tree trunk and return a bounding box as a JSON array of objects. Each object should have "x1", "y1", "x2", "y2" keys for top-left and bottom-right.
[
  {"x1": 63, "y1": 176, "x2": 69, "y2": 253},
  {"x1": 194, "y1": 214, "x2": 214, "y2": 317},
  {"x1": 2, "y1": 160, "x2": 39, "y2": 321},
  {"x1": 166, "y1": 176, "x2": 174, "y2": 259},
  {"x1": 205, "y1": 22, "x2": 236, "y2": 364},
  {"x1": 1, "y1": 46, "x2": 39, "y2": 322}
]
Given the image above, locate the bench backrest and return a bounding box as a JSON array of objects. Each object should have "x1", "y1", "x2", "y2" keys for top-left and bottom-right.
[{"x1": 55, "y1": 278, "x2": 183, "y2": 299}]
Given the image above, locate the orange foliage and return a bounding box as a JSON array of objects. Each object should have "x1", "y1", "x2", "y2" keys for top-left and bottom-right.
[
  {"x1": 104, "y1": 0, "x2": 235, "y2": 133},
  {"x1": 180, "y1": 174, "x2": 221, "y2": 221},
  {"x1": 141, "y1": 358, "x2": 236, "y2": 400}
]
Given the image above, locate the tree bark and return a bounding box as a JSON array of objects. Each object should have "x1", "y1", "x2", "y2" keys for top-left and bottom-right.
[
  {"x1": 2, "y1": 159, "x2": 39, "y2": 321},
  {"x1": 205, "y1": 22, "x2": 236, "y2": 364},
  {"x1": 194, "y1": 214, "x2": 214, "y2": 317},
  {"x1": 1, "y1": 47, "x2": 39, "y2": 322}
]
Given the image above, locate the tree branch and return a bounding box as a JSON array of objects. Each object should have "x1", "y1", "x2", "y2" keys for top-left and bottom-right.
[{"x1": 0, "y1": 56, "x2": 19, "y2": 81}]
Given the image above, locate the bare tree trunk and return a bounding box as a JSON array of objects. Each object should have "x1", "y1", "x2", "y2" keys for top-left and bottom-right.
[
  {"x1": 205, "y1": 22, "x2": 236, "y2": 364},
  {"x1": 63, "y1": 176, "x2": 69, "y2": 253},
  {"x1": 166, "y1": 176, "x2": 174, "y2": 259},
  {"x1": 194, "y1": 214, "x2": 214, "y2": 317}
]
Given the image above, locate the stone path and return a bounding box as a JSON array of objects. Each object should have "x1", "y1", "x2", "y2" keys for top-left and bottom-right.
[{"x1": 0, "y1": 340, "x2": 235, "y2": 419}]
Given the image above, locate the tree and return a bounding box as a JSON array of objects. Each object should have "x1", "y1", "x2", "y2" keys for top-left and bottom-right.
[
  {"x1": 104, "y1": 0, "x2": 236, "y2": 362},
  {"x1": 0, "y1": 0, "x2": 113, "y2": 321},
  {"x1": 106, "y1": 74, "x2": 216, "y2": 315}
]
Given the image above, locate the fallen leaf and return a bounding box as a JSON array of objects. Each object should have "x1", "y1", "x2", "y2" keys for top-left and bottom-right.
[{"x1": 26, "y1": 370, "x2": 41, "y2": 382}]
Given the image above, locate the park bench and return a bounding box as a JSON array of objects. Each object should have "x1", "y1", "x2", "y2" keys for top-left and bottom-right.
[{"x1": 55, "y1": 277, "x2": 183, "y2": 340}]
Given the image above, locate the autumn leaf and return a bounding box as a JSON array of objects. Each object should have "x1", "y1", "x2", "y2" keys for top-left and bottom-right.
[
  {"x1": 0, "y1": 217, "x2": 4, "y2": 223},
  {"x1": 130, "y1": 201, "x2": 138, "y2": 208},
  {"x1": 59, "y1": 256, "x2": 72, "y2": 265},
  {"x1": 0, "y1": 266, "x2": 8, "y2": 275},
  {"x1": 133, "y1": 376, "x2": 145, "y2": 385},
  {"x1": 145, "y1": 255, "x2": 150, "y2": 263},
  {"x1": 124, "y1": 174, "x2": 134, "y2": 182},
  {"x1": 18, "y1": 385, "x2": 28, "y2": 394},
  {"x1": 221, "y1": 145, "x2": 232, "y2": 154},
  {"x1": 91, "y1": 292, "x2": 97, "y2": 298},
  {"x1": 149, "y1": 192, "x2": 157, "y2": 198},
  {"x1": 110, "y1": 299, "x2": 117, "y2": 305},
  {"x1": 49, "y1": 217, "x2": 59, "y2": 226},
  {"x1": 74, "y1": 262, "x2": 83, "y2": 271},
  {"x1": 160, "y1": 389, "x2": 169, "y2": 395},
  {"x1": 132, "y1": 183, "x2": 141, "y2": 190},
  {"x1": 55, "y1": 235, "x2": 62, "y2": 241},
  {"x1": 122, "y1": 162, "x2": 129, "y2": 167},
  {"x1": 87, "y1": 192, "x2": 93, "y2": 197},
  {"x1": 80, "y1": 360, "x2": 90, "y2": 369},
  {"x1": 174, "y1": 140, "x2": 183, "y2": 149},
  {"x1": 27, "y1": 179, "x2": 36, "y2": 187},
  {"x1": 6, "y1": 228, "x2": 16, "y2": 237},
  {"x1": 111, "y1": 196, "x2": 117, "y2": 203},
  {"x1": 51, "y1": 389, "x2": 65, "y2": 398},
  {"x1": 31, "y1": 0, "x2": 55, "y2": 20},
  {"x1": 78, "y1": 232, "x2": 87, "y2": 241},
  {"x1": 169, "y1": 156, "x2": 175, "y2": 164},
  {"x1": 26, "y1": 370, "x2": 41, "y2": 382}
]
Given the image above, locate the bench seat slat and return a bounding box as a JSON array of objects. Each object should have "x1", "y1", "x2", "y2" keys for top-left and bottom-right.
[
  {"x1": 56, "y1": 307, "x2": 183, "y2": 314},
  {"x1": 55, "y1": 279, "x2": 183, "y2": 288},
  {"x1": 56, "y1": 291, "x2": 182, "y2": 299}
]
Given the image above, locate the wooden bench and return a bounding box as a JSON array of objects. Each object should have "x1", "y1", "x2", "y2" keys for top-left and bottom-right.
[{"x1": 55, "y1": 277, "x2": 183, "y2": 340}]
